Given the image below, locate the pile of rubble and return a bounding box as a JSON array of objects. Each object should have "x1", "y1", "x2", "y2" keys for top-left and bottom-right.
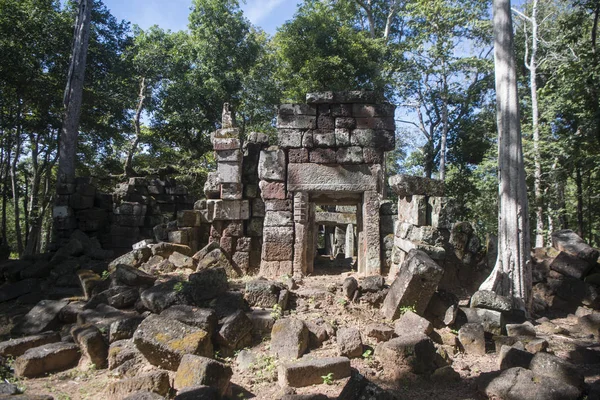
[{"x1": 0, "y1": 224, "x2": 598, "y2": 399}]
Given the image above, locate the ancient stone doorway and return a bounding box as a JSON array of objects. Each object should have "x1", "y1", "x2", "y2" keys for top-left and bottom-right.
[{"x1": 313, "y1": 203, "x2": 357, "y2": 273}]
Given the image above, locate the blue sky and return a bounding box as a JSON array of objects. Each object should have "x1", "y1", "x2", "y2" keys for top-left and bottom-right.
[{"x1": 101, "y1": 0, "x2": 299, "y2": 35}]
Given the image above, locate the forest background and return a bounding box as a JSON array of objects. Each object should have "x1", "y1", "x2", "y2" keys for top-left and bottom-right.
[{"x1": 1, "y1": 0, "x2": 599, "y2": 258}]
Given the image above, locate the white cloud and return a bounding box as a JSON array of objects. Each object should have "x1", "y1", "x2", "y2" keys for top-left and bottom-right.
[{"x1": 243, "y1": 0, "x2": 285, "y2": 25}]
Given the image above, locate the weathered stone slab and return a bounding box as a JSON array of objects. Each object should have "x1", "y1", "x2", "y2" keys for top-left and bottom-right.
[
  {"x1": 259, "y1": 149, "x2": 286, "y2": 181},
  {"x1": 375, "y1": 333, "x2": 439, "y2": 375},
  {"x1": 106, "y1": 371, "x2": 171, "y2": 400},
  {"x1": 206, "y1": 199, "x2": 250, "y2": 221},
  {"x1": 278, "y1": 356, "x2": 351, "y2": 388},
  {"x1": 11, "y1": 299, "x2": 69, "y2": 335},
  {"x1": 271, "y1": 319, "x2": 309, "y2": 360},
  {"x1": 337, "y1": 327, "x2": 363, "y2": 358},
  {"x1": 457, "y1": 307, "x2": 503, "y2": 336},
  {"x1": 72, "y1": 324, "x2": 108, "y2": 369},
  {"x1": 133, "y1": 314, "x2": 213, "y2": 370},
  {"x1": 470, "y1": 290, "x2": 513, "y2": 312},
  {"x1": 397, "y1": 195, "x2": 428, "y2": 226},
  {"x1": 287, "y1": 163, "x2": 381, "y2": 192},
  {"x1": 244, "y1": 279, "x2": 285, "y2": 308},
  {"x1": 277, "y1": 114, "x2": 317, "y2": 129},
  {"x1": 160, "y1": 305, "x2": 216, "y2": 333},
  {"x1": 458, "y1": 323, "x2": 485, "y2": 355},
  {"x1": 14, "y1": 342, "x2": 80, "y2": 378},
  {"x1": 174, "y1": 355, "x2": 232, "y2": 395},
  {"x1": 0, "y1": 279, "x2": 40, "y2": 303},
  {"x1": 381, "y1": 250, "x2": 444, "y2": 320},
  {"x1": 394, "y1": 310, "x2": 432, "y2": 336},
  {"x1": 552, "y1": 229, "x2": 599, "y2": 264},
  {"x1": 0, "y1": 332, "x2": 61, "y2": 358},
  {"x1": 529, "y1": 352, "x2": 584, "y2": 389},
  {"x1": 139, "y1": 280, "x2": 191, "y2": 314},
  {"x1": 389, "y1": 175, "x2": 445, "y2": 197},
  {"x1": 550, "y1": 251, "x2": 594, "y2": 279},
  {"x1": 482, "y1": 367, "x2": 581, "y2": 400},
  {"x1": 315, "y1": 212, "x2": 356, "y2": 226},
  {"x1": 216, "y1": 310, "x2": 253, "y2": 352},
  {"x1": 278, "y1": 104, "x2": 317, "y2": 116}
]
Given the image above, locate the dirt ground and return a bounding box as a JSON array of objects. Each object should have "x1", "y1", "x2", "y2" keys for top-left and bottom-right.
[{"x1": 4, "y1": 261, "x2": 600, "y2": 400}]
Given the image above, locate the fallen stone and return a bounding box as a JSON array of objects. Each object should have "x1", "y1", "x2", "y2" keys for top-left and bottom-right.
[
  {"x1": 0, "y1": 394, "x2": 53, "y2": 400},
  {"x1": 506, "y1": 322, "x2": 536, "y2": 337},
  {"x1": 108, "y1": 339, "x2": 144, "y2": 376},
  {"x1": 375, "y1": 333, "x2": 440, "y2": 376},
  {"x1": 236, "y1": 349, "x2": 257, "y2": 371},
  {"x1": 174, "y1": 355, "x2": 232, "y2": 396},
  {"x1": 305, "y1": 321, "x2": 328, "y2": 348},
  {"x1": 216, "y1": 310, "x2": 253, "y2": 353},
  {"x1": 0, "y1": 383, "x2": 19, "y2": 395},
  {"x1": 208, "y1": 290, "x2": 250, "y2": 319},
  {"x1": 152, "y1": 242, "x2": 194, "y2": 258},
  {"x1": 271, "y1": 319, "x2": 309, "y2": 360},
  {"x1": 432, "y1": 365, "x2": 461, "y2": 382},
  {"x1": 160, "y1": 305, "x2": 216, "y2": 333},
  {"x1": 456, "y1": 307, "x2": 503, "y2": 336},
  {"x1": 14, "y1": 342, "x2": 80, "y2": 378},
  {"x1": 551, "y1": 251, "x2": 595, "y2": 280},
  {"x1": 498, "y1": 345, "x2": 534, "y2": 370},
  {"x1": 187, "y1": 267, "x2": 229, "y2": 304},
  {"x1": 0, "y1": 332, "x2": 61, "y2": 358},
  {"x1": 525, "y1": 338, "x2": 548, "y2": 353},
  {"x1": 10, "y1": 299, "x2": 68, "y2": 335},
  {"x1": 174, "y1": 386, "x2": 218, "y2": 400},
  {"x1": 72, "y1": 324, "x2": 108, "y2": 369},
  {"x1": 365, "y1": 324, "x2": 395, "y2": 342},
  {"x1": 470, "y1": 290, "x2": 512, "y2": 312},
  {"x1": 247, "y1": 310, "x2": 275, "y2": 336},
  {"x1": 552, "y1": 229, "x2": 599, "y2": 264},
  {"x1": 342, "y1": 277, "x2": 358, "y2": 299},
  {"x1": 529, "y1": 352, "x2": 584, "y2": 390},
  {"x1": 244, "y1": 279, "x2": 285, "y2": 308},
  {"x1": 108, "y1": 248, "x2": 152, "y2": 271},
  {"x1": 78, "y1": 304, "x2": 138, "y2": 332},
  {"x1": 169, "y1": 252, "x2": 196, "y2": 269},
  {"x1": 77, "y1": 269, "x2": 103, "y2": 299},
  {"x1": 111, "y1": 264, "x2": 156, "y2": 288},
  {"x1": 578, "y1": 312, "x2": 600, "y2": 336},
  {"x1": 458, "y1": 323, "x2": 485, "y2": 355},
  {"x1": 139, "y1": 279, "x2": 191, "y2": 314},
  {"x1": 103, "y1": 285, "x2": 140, "y2": 309},
  {"x1": 381, "y1": 250, "x2": 444, "y2": 320},
  {"x1": 360, "y1": 275, "x2": 385, "y2": 293},
  {"x1": 337, "y1": 327, "x2": 363, "y2": 358},
  {"x1": 196, "y1": 248, "x2": 238, "y2": 277},
  {"x1": 482, "y1": 367, "x2": 581, "y2": 400},
  {"x1": 109, "y1": 315, "x2": 145, "y2": 343},
  {"x1": 106, "y1": 370, "x2": 171, "y2": 400},
  {"x1": 133, "y1": 314, "x2": 213, "y2": 371},
  {"x1": 394, "y1": 310, "x2": 432, "y2": 336},
  {"x1": 278, "y1": 356, "x2": 351, "y2": 388}
]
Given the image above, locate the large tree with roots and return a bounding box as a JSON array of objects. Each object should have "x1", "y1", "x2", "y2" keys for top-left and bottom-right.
[{"x1": 479, "y1": 0, "x2": 532, "y2": 311}]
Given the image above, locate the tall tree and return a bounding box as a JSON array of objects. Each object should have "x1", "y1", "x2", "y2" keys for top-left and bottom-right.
[
  {"x1": 480, "y1": 0, "x2": 532, "y2": 310},
  {"x1": 57, "y1": 0, "x2": 92, "y2": 186}
]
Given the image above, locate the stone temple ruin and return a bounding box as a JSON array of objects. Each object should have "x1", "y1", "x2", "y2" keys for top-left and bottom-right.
[
  {"x1": 6, "y1": 92, "x2": 600, "y2": 399},
  {"x1": 51, "y1": 91, "x2": 480, "y2": 284}
]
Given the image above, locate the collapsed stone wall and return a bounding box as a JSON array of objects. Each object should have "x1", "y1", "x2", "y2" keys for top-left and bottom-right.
[{"x1": 53, "y1": 176, "x2": 194, "y2": 254}]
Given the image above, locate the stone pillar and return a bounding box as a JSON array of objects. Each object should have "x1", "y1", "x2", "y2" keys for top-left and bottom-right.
[
  {"x1": 334, "y1": 225, "x2": 345, "y2": 257},
  {"x1": 345, "y1": 224, "x2": 355, "y2": 258},
  {"x1": 356, "y1": 203, "x2": 364, "y2": 273},
  {"x1": 324, "y1": 226, "x2": 335, "y2": 258},
  {"x1": 361, "y1": 190, "x2": 381, "y2": 275},
  {"x1": 307, "y1": 203, "x2": 316, "y2": 274},
  {"x1": 293, "y1": 192, "x2": 309, "y2": 277}
]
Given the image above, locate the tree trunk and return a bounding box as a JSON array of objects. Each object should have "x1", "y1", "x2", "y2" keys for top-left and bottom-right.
[
  {"x1": 526, "y1": 0, "x2": 545, "y2": 248},
  {"x1": 576, "y1": 162, "x2": 584, "y2": 238},
  {"x1": 479, "y1": 0, "x2": 532, "y2": 311},
  {"x1": 124, "y1": 77, "x2": 146, "y2": 177},
  {"x1": 23, "y1": 135, "x2": 43, "y2": 256},
  {"x1": 57, "y1": 0, "x2": 92, "y2": 186},
  {"x1": 439, "y1": 61, "x2": 449, "y2": 181},
  {"x1": 10, "y1": 132, "x2": 23, "y2": 255}
]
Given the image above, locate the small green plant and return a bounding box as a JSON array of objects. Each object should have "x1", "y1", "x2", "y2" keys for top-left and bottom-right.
[
  {"x1": 173, "y1": 282, "x2": 185, "y2": 292},
  {"x1": 337, "y1": 297, "x2": 348, "y2": 306},
  {"x1": 270, "y1": 304, "x2": 283, "y2": 320},
  {"x1": 362, "y1": 349, "x2": 373, "y2": 359},
  {"x1": 101, "y1": 270, "x2": 110, "y2": 280},
  {"x1": 398, "y1": 304, "x2": 416, "y2": 315},
  {"x1": 321, "y1": 372, "x2": 334, "y2": 385},
  {"x1": 450, "y1": 328, "x2": 459, "y2": 335}
]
